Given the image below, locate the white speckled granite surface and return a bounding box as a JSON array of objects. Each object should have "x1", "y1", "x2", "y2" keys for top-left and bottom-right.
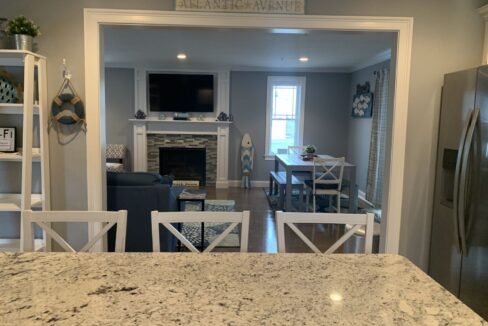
[{"x1": 0, "y1": 253, "x2": 485, "y2": 325}]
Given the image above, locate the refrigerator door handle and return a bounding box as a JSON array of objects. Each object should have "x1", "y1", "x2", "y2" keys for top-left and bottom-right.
[
  {"x1": 458, "y1": 107, "x2": 479, "y2": 256},
  {"x1": 453, "y1": 109, "x2": 473, "y2": 254}
]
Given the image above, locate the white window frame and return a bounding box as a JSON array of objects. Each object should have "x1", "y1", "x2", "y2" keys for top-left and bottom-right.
[{"x1": 265, "y1": 76, "x2": 306, "y2": 160}]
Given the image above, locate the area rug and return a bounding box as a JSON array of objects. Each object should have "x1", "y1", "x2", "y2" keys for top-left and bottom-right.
[
  {"x1": 264, "y1": 187, "x2": 313, "y2": 211},
  {"x1": 180, "y1": 201, "x2": 240, "y2": 248},
  {"x1": 263, "y1": 187, "x2": 351, "y2": 213}
]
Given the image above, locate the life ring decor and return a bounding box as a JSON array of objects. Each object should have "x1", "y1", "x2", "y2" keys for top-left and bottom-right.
[
  {"x1": 49, "y1": 74, "x2": 86, "y2": 145},
  {"x1": 51, "y1": 93, "x2": 85, "y2": 125},
  {"x1": 50, "y1": 76, "x2": 86, "y2": 128}
]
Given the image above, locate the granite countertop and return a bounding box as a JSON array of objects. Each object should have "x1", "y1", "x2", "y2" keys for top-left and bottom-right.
[{"x1": 0, "y1": 253, "x2": 485, "y2": 325}]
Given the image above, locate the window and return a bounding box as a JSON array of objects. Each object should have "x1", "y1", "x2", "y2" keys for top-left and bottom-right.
[{"x1": 265, "y1": 76, "x2": 306, "y2": 158}]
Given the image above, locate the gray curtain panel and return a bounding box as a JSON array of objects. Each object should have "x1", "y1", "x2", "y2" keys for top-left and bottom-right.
[{"x1": 366, "y1": 69, "x2": 389, "y2": 207}]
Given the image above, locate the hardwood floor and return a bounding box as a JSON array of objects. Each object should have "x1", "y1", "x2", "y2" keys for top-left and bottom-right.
[{"x1": 205, "y1": 186, "x2": 347, "y2": 253}]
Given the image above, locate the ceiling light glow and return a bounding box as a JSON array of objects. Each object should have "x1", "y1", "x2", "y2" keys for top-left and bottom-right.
[
  {"x1": 329, "y1": 292, "x2": 343, "y2": 302},
  {"x1": 271, "y1": 28, "x2": 308, "y2": 35},
  {"x1": 299, "y1": 56, "x2": 309, "y2": 62},
  {"x1": 177, "y1": 53, "x2": 187, "y2": 60}
]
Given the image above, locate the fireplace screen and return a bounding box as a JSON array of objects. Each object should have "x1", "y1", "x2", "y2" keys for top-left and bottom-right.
[{"x1": 159, "y1": 147, "x2": 206, "y2": 186}]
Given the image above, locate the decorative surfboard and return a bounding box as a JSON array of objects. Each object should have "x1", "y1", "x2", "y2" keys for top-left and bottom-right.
[{"x1": 240, "y1": 133, "x2": 254, "y2": 189}]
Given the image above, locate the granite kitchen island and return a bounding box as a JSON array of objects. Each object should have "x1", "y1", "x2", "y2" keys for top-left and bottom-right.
[{"x1": 0, "y1": 253, "x2": 485, "y2": 325}]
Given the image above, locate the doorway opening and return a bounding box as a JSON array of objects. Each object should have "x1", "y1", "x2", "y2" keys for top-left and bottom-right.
[{"x1": 84, "y1": 9, "x2": 413, "y2": 253}]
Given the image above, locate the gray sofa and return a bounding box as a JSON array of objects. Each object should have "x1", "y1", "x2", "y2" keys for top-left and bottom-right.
[{"x1": 107, "y1": 172, "x2": 183, "y2": 252}]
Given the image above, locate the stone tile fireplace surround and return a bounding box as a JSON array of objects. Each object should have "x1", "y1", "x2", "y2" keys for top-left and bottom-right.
[
  {"x1": 131, "y1": 119, "x2": 231, "y2": 188},
  {"x1": 147, "y1": 134, "x2": 217, "y2": 184}
]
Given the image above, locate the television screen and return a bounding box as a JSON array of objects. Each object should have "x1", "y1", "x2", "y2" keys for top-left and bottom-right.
[{"x1": 148, "y1": 73, "x2": 215, "y2": 112}]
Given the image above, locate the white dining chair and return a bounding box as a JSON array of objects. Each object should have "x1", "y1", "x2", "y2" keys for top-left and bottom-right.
[
  {"x1": 287, "y1": 145, "x2": 306, "y2": 155},
  {"x1": 276, "y1": 211, "x2": 374, "y2": 254},
  {"x1": 151, "y1": 211, "x2": 250, "y2": 253},
  {"x1": 22, "y1": 210, "x2": 127, "y2": 252},
  {"x1": 304, "y1": 156, "x2": 345, "y2": 213}
]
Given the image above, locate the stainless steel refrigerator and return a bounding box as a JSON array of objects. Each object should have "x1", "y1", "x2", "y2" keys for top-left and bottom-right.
[{"x1": 429, "y1": 66, "x2": 488, "y2": 319}]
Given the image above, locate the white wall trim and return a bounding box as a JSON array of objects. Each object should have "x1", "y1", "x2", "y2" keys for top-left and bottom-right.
[
  {"x1": 84, "y1": 8, "x2": 413, "y2": 255},
  {"x1": 146, "y1": 130, "x2": 219, "y2": 136},
  {"x1": 478, "y1": 4, "x2": 488, "y2": 64},
  {"x1": 228, "y1": 180, "x2": 269, "y2": 188},
  {"x1": 358, "y1": 189, "x2": 375, "y2": 208},
  {"x1": 358, "y1": 189, "x2": 366, "y2": 201},
  {"x1": 350, "y1": 49, "x2": 392, "y2": 72},
  {"x1": 105, "y1": 61, "x2": 354, "y2": 73}
]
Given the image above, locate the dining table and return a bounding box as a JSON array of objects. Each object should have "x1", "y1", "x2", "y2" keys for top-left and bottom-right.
[
  {"x1": 0, "y1": 252, "x2": 485, "y2": 325},
  {"x1": 275, "y1": 153, "x2": 358, "y2": 212}
]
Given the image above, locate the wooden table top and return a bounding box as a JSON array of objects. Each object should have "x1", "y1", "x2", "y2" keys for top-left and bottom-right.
[{"x1": 276, "y1": 154, "x2": 355, "y2": 168}]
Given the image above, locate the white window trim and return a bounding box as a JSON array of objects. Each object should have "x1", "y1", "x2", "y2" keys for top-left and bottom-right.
[{"x1": 265, "y1": 76, "x2": 306, "y2": 160}]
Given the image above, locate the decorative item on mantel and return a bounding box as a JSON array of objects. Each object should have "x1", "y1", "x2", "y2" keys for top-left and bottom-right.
[
  {"x1": 301, "y1": 144, "x2": 317, "y2": 161},
  {"x1": 135, "y1": 110, "x2": 146, "y2": 119},
  {"x1": 351, "y1": 81, "x2": 374, "y2": 118},
  {"x1": 49, "y1": 59, "x2": 86, "y2": 145},
  {"x1": 216, "y1": 112, "x2": 230, "y2": 121},
  {"x1": 5, "y1": 15, "x2": 41, "y2": 52},
  {"x1": 240, "y1": 133, "x2": 254, "y2": 189}
]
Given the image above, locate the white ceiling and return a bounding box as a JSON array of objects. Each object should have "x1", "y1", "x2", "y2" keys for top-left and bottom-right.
[{"x1": 103, "y1": 26, "x2": 394, "y2": 71}]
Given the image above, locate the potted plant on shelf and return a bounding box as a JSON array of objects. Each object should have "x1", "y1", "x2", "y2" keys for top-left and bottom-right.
[
  {"x1": 304, "y1": 144, "x2": 317, "y2": 160},
  {"x1": 5, "y1": 15, "x2": 40, "y2": 51}
]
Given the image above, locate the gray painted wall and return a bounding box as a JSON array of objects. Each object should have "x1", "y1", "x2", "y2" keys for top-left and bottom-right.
[
  {"x1": 105, "y1": 68, "x2": 134, "y2": 171},
  {"x1": 1, "y1": 0, "x2": 486, "y2": 268},
  {"x1": 229, "y1": 71, "x2": 351, "y2": 181},
  {"x1": 347, "y1": 60, "x2": 391, "y2": 194}
]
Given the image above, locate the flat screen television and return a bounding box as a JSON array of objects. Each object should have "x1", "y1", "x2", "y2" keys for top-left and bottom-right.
[{"x1": 147, "y1": 73, "x2": 215, "y2": 112}]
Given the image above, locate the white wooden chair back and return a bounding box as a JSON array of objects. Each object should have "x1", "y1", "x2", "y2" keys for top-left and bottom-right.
[
  {"x1": 287, "y1": 145, "x2": 306, "y2": 155},
  {"x1": 22, "y1": 210, "x2": 127, "y2": 252},
  {"x1": 151, "y1": 211, "x2": 250, "y2": 253},
  {"x1": 312, "y1": 157, "x2": 345, "y2": 192},
  {"x1": 276, "y1": 211, "x2": 375, "y2": 254}
]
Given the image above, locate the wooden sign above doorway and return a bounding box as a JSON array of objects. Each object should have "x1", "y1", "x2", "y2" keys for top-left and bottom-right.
[{"x1": 175, "y1": 0, "x2": 305, "y2": 14}]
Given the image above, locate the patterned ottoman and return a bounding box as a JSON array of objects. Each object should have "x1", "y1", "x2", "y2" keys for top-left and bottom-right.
[{"x1": 204, "y1": 200, "x2": 236, "y2": 212}]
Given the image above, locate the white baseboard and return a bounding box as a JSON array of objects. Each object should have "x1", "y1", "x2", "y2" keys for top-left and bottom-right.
[
  {"x1": 215, "y1": 180, "x2": 229, "y2": 189},
  {"x1": 358, "y1": 189, "x2": 366, "y2": 200},
  {"x1": 358, "y1": 189, "x2": 375, "y2": 207},
  {"x1": 228, "y1": 180, "x2": 269, "y2": 188}
]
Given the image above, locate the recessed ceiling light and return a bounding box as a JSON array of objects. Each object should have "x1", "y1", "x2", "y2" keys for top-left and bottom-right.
[
  {"x1": 271, "y1": 28, "x2": 308, "y2": 35},
  {"x1": 299, "y1": 56, "x2": 309, "y2": 62},
  {"x1": 177, "y1": 53, "x2": 187, "y2": 60}
]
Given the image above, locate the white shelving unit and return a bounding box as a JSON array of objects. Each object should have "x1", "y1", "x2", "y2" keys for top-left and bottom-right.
[
  {"x1": 0, "y1": 103, "x2": 40, "y2": 115},
  {"x1": 0, "y1": 50, "x2": 50, "y2": 252}
]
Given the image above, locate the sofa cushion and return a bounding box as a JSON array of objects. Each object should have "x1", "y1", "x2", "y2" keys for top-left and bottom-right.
[{"x1": 107, "y1": 172, "x2": 166, "y2": 186}]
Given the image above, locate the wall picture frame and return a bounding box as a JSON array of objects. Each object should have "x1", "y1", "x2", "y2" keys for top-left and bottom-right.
[
  {"x1": 351, "y1": 82, "x2": 374, "y2": 118},
  {"x1": 0, "y1": 127, "x2": 16, "y2": 153}
]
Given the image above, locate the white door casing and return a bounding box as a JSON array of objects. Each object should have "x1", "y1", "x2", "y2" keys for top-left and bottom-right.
[{"x1": 84, "y1": 9, "x2": 413, "y2": 254}]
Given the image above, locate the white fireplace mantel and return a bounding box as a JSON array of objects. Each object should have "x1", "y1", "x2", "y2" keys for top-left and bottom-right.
[{"x1": 130, "y1": 119, "x2": 231, "y2": 188}]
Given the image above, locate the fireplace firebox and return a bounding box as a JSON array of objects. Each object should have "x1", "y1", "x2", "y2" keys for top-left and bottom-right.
[{"x1": 159, "y1": 147, "x2": 206, "y2": 185}]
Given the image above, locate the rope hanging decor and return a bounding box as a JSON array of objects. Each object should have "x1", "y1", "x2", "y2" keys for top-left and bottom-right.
[{"x1": 49, "y1": 59, "x2": 86, "y2": 145}]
